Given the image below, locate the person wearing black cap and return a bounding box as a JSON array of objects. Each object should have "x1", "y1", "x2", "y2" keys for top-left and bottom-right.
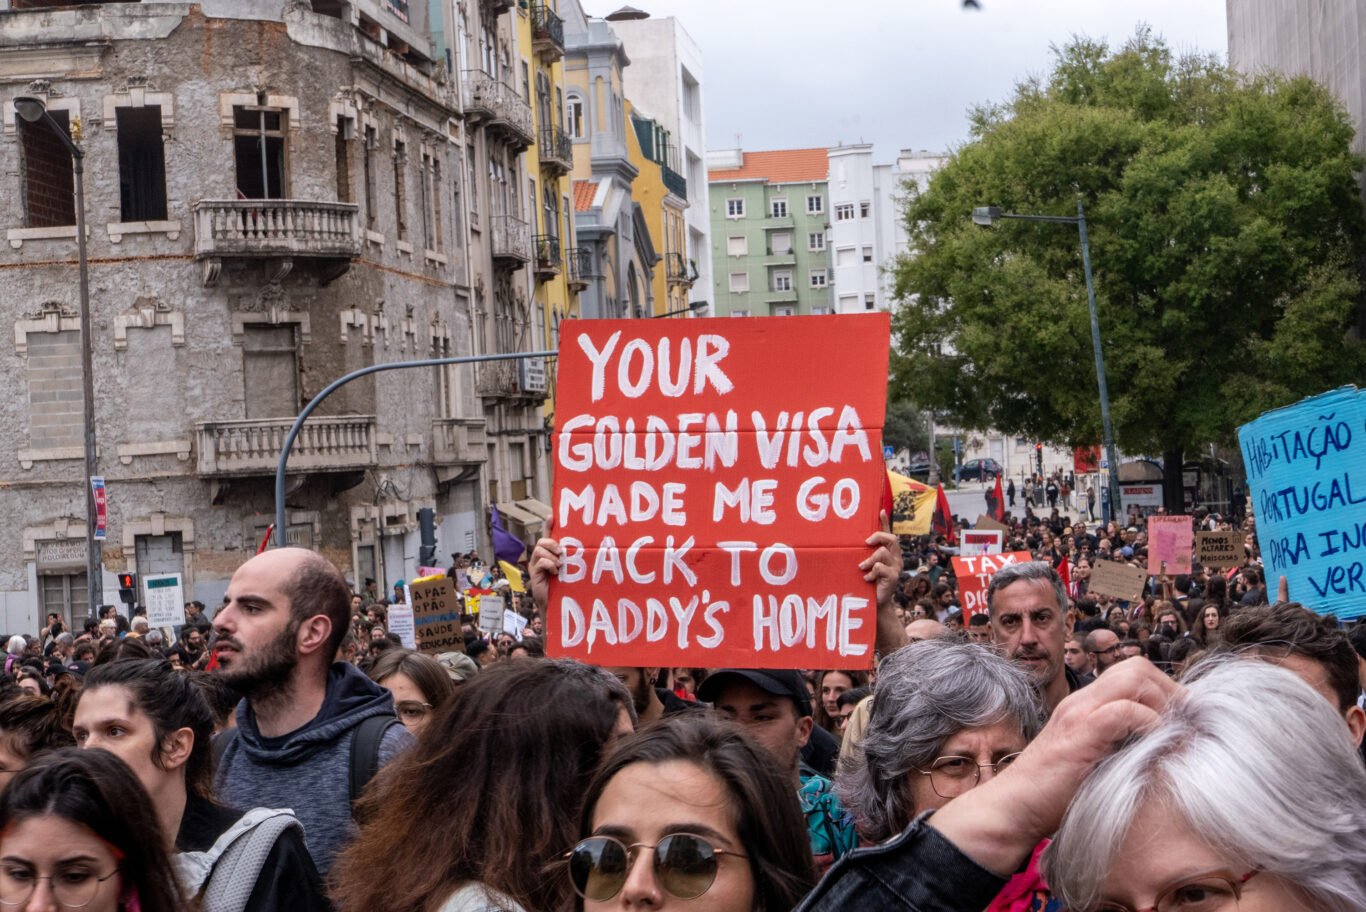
[{"x1": 698, "y1": 669, "x2": 857, "y2": 873}]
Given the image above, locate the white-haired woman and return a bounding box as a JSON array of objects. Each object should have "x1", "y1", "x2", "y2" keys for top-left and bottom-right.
[
  {"x1": 836, "y1": 638, "x2": 1058, "y2": 911},
  {"x1": 1043, "y1": 658, "x2": 1366, "y2": 912},
  {"x1": 3, "y1": 635, "x2": 26, "y2": 677}
]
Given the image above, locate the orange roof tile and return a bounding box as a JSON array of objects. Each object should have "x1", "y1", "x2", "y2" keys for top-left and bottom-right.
[
  {"x1": 707, "y1": 148, "x2": 829, "y2": 184},
  {"x1": 573, "y1": 180, "x2": 599, "y2": 212}
]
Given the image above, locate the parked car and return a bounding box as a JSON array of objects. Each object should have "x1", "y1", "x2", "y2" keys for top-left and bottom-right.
[
  {"x1": 954, "y1": 458, "x2": 1002, "y2": 483},
  {"x1": 904, "y1": 460, "x2": 935, "y2": 482}
]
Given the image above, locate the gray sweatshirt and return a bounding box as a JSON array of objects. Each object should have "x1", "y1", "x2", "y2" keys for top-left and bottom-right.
[{"x1": 215, "y1": 662, "x2": 413, "y2": 875}]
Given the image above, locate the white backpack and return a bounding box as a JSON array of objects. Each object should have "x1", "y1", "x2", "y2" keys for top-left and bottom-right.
[{"x1": 174, "y1": 807, "x2": 303, "y2": 912}]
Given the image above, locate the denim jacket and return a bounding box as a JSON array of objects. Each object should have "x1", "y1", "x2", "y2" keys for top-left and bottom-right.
[{"x1": 795, "y1": 811, "x2": 1008, "y2": 912}]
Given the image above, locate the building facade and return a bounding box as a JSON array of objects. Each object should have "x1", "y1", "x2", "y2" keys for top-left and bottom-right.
[
  {"x1": 562, "y1": 3, "x2": 657, "y2": 322},
  {"x1": 707, "y1": 147, "x2": 833, "y2": 317},
  {"x1": 446, "y1": 0, "x2": 559, "y2": 543},
  {"x1": 608, "y1": 14, "x2": 710, "y2": 310},
  {"x1": 0, "y1": 0, "x2": 484, "y2": 631},
  {"x1": 629, "y1": 105, "x2": 692, "y2": 317}
]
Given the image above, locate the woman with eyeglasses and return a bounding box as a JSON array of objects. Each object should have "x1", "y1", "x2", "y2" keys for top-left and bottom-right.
[
  {"x1": 0, "y1": 747, "x2": 185, "y2": 912},
  {"x1": 1043, "y1": 658, "x2": 1366, "y2": 911},
  {"x1": 566, "y1": 714, "x2": 815, "y2": 911},
  {"x1": 364, "y1": 648, "x2": 456, "y2": 736},
  {"x1": 332, "y1": 659, "x2": 637, "y2": 912},
  {"x1": 835, "y1": 638, "x2": 1059, "y2": 911}
]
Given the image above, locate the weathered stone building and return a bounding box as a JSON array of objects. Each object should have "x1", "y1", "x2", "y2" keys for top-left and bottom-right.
[{"x1": 0, "y1": 0, "x2": 495, "y2": 631}]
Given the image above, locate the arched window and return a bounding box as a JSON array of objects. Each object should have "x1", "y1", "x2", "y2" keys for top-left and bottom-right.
[{"x1": 566, "y1": 93, "x2": 585, "y2": 139}]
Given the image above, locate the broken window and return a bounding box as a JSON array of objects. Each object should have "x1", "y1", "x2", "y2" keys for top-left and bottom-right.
[
  {"x1": 335, "y1": 115, "x2": 352, "y2": 204},
  {"x1": 233, "y1": 107, "x2": 287, "y2": 200},
  {"x1": 394, "y1": 139, "x2": 408, "y2": 241},
  {"x1": 116, "y1": 106, "x2": 167, "y2": 222},
  {"x1": 363, "y1": 124, "x2": 377, "y2": 228},
  {"x1": 242, "y1": 325, "x2": 299, "y2": 419},
  {"x1": 20, "y1": 110, "x2": 75, "y2": 228}
]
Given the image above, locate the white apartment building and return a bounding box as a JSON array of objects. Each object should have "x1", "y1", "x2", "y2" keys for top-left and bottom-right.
[
  {"x1": 827, "y1": 144, "x2": 946, "y2": 313},
  {"x1": 602, "y1": 14, "x2": 711, "y2": 309}
]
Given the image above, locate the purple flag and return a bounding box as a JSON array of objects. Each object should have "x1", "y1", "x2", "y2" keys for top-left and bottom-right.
[{"x1": 490, "y1": 505, "x2": 526, "y2": 565}]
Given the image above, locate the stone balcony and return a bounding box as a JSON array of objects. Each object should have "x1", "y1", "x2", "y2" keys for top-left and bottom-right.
[
  {"x1": 463, "y1": 70, "x2": 534, "y2": 149},
  {"x1": 491, "y1": 214, "x2": 531, "y2": 265},
  {"x1": 432, "y1": 417, "x2": 487, "y2": 484},
  {"x1": 196, "y1": 415, "x2": 377, "y2": 477},
  {"x1": 193, "y1": 199, "x2": 360, "y2": 286}
]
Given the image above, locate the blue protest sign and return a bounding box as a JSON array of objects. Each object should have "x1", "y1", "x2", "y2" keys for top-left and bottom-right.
[{"x1": 1238, "y1": 386, "x2": 1366, "y2": 619}]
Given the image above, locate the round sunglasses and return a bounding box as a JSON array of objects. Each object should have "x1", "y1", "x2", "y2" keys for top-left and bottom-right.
[{"x1": 565, "y1": 833, "x2": 747, "y2": 901}]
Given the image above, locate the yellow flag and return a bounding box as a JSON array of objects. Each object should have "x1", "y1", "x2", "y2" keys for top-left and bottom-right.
[
  {"x1": 888, "y1": 471, "x2": 937, "y2": 536},
  {"x1": 498, "y1": 560, "x2": 526, "y2": 593}
]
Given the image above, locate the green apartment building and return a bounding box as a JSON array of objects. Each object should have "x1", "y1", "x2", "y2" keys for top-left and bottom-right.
[{"x1": 707, "y1": 148, "x2": 833, "y2": 316}]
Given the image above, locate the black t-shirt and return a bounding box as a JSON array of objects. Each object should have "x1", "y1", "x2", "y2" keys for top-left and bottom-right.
[{"x1": 801, "y1": 724, "x2": 840, "y2": 778}]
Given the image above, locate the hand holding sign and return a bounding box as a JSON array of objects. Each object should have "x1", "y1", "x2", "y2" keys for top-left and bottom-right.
[{"x1": 547, "y1": 315, "x2": 890, "y2": 668}]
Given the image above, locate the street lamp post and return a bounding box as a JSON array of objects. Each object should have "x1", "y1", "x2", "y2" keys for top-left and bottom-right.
[
  {"x1": 15, "y1": 97, "x2": 101, "y2": 615},
  {"x1": 972, "y1": 200, "x2": 1122, "y2": 524}
]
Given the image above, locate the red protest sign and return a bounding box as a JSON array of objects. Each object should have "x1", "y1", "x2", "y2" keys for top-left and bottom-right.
[
  {"x1": 547, "y1": 315, "x2": 890, "y2": 669},
  {"x1": 951, "y1": 551, "x2": 1033, "y2": 617}
]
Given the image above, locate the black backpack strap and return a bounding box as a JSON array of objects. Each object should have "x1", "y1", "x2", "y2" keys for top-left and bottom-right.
[
  {"x1": 348, "y1": 715, "x2": 399, "y2": 806},
  {"x1": 211, "y1": 728, "x2": 238, "y2": 771}
]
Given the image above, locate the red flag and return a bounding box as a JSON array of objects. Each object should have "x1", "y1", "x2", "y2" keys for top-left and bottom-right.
[
  {"x1": 933, "y1": 484, "x2": 957, "y2": 545},
  {"x1": 1058, "y1": 555, "x2": 1075, "y2": 599},
  {"x1": 991, "y1": 474, "x2": 1006, "y2": 521}
]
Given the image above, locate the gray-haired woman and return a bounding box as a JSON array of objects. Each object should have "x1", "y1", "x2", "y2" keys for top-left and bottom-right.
[
  {"x1": 1043, "y1": 657, "x2": 1366, "y2": 912},
  {"x1": 836, "y1": 638, "x2": 1058, "y2": 910}
]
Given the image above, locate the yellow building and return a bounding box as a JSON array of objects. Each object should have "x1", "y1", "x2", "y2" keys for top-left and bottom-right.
[
  {"x1": 626, "y1": 102, "x2": 693, "y2": 317},
  {"x1": 513, "y1": 0, "x2": 584, "y2": 425}
]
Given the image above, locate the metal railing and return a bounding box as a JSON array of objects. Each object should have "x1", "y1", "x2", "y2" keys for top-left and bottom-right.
[
  {"x1": 665, "y1": 252, "x2": 690, "y2": 284},
  {"x1": 198, "y1": 415, "x2": 376, "y2": 476},
  {"x1": 539, "y1": 125, "x2": 573, "y2": 172},
  {"x1": 534, "y1": 233, "x2": 562, "y2": 275},
  {"x1": 661, "y1": 163, "x2": 687, "y2": 200},
  {"x1": 463, "y1": 70, "x2": 534, "y2": 147},
  {"x1": 491, "y1": 214, "x2": 531, "y2": 262},
  {"x1": 566, "y1": 246, "x2": 592, "y2": 289},
  {"x1": 192, "y1": 199, "x2": 360, "y2": 259},
  {"x1": 531, "y1": 2, "x2": 565, "y2": 58}
]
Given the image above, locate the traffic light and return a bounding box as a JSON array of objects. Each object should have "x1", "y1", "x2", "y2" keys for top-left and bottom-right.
[{"x1": 117, "y1": 572, "x2": 137, "y2": 605}]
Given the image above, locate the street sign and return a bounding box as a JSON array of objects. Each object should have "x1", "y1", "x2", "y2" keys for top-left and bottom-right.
[
  {"x1": 143, "y1": 574, "x2": 185, "y2": 627},
  {"x1": 882, "y1": 445, "x2": 895, "y2": 459}
]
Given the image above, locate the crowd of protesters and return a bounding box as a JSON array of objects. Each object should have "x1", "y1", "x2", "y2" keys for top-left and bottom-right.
[{"x1": 0, "y1": 491, "x2": 1362, "y2": 912}]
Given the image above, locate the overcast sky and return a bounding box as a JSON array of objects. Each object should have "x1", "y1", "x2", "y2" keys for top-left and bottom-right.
[{"x1": 580, "y1": 0, "x2": 1229, "y2": 160}]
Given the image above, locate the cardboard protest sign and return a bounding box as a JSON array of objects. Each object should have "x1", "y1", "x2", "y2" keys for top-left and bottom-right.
[
  {"x1": 1088, "y1": 560, "x2": 1148, "y2": 603},
  {"x1": 1147, "y1": 515, "x2": 1192, "y2": 575},
  {"x1": 1239, "y1": 386, "x2": 1366, "y2": 619},
  {"x1": 960, "y1": 529, "x2": 1004, "y2": 557},
  {"x1": 1196, "y1": 531, "x2": 1243, "y2": 570},
  {"x1": 409, "y1": 577, "x2": 464, "y2": 655},
  {"x1": 950, "y1": 551, "x2": 1032, "y2": 617},
  {"x1": 478, "y1": 594, "x2": 505, "y2": 634},
  {"x1": 974, "y1": 515, "x2": 1011, "y2": 535},
  {"x1": 548, "y1": 315, "x2": 890, "y2": 669},
  {"x1": 387, "y1": 604, "x2": 417, "y2": 649}
]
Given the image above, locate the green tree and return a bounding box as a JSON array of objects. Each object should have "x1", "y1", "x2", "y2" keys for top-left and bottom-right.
[
  {"x1": 891, "y1": 30, "x2": 1366, "y2": 511},
  {"x1": 883, "y1": 398, "x2": 930, "y2": 455}
]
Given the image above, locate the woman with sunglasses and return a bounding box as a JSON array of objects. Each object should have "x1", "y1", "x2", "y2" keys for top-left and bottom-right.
[
  {"x1": 364, "y1": 648, "x2": 456, "y2": 736},
  {"x1": 836, "y1": 638, "x2": 1057, "y2": 911},
  {"x1": 0, "y1": 747, "x2": 185, "y2": 912},
  {"x1": 566, "y1": 714, "x2": 815, "y2": 911}
]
